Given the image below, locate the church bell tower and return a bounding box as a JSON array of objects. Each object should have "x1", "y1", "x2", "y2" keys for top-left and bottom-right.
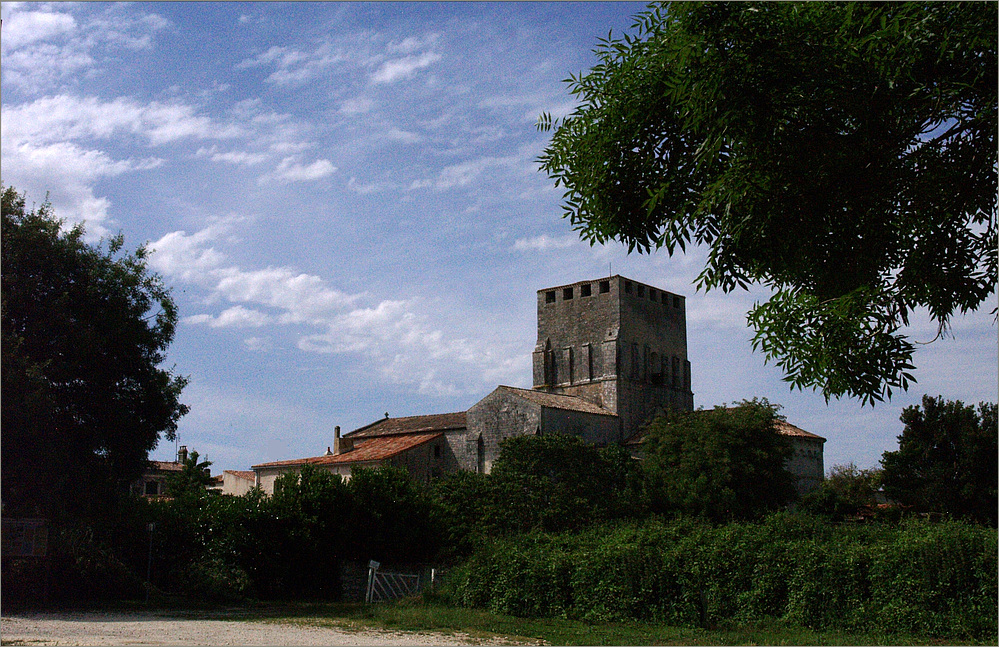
[{"x1": 532, "y1": 276, "x2": 693, "y2": 440}]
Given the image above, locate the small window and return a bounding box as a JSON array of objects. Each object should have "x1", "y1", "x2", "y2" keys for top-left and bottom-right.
[
  {"x1": 545, "y1": 291, "x2": 556, "y2": 303},
  {"x1": 650, "y1": 289, "x2": 657, "y2": 302},
  {"x1": 563, "y1": 287, "x2": 574, "y2": 300},
  {"x1": 637, "y1": 285, "x2": 645, "y2": 297},
  {"x1": 599, "y1": 280, "x2": 610, "y2": 294},
  {"x1": 673, "y1": 295, "x2": 681, "y2": 308},
  {"x1": 434, "y1": 444, "x2": 441, "y2": 459},
  {"x1": 144, "y1": 480, "x2": 159, "y2": 496},
  {"x1": 580, "y1": 283, "x2": 592, "y2": 297},
  {"x1": 625, "y1": 281, "x2": 633, "y2": 294}
]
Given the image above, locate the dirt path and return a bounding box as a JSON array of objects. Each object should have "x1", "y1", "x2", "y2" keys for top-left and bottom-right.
[{"x1": 0, "y1": 611, "x2": 510, "y2": 646}]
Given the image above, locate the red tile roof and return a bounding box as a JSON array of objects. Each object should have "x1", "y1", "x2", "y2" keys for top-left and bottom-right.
[
  {"x1": 346, "y1": 412, "x2": 466, "y2": 438},
  {"x1": 252, "y1": 432, "x2": 443, "y2": 470},
  {"x1": 224, "y1": 470, "x2": 256, "y2": 481},
  {"x1": 496, "y1": 385, "x2": 616, "y2": 415}
]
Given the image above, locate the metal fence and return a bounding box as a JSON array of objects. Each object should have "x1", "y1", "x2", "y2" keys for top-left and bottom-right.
[{"x1": 365, "y1": 560, "x2": 422, "y2": 603}]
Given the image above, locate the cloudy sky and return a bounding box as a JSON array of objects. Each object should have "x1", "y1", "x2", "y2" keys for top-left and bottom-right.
[{"x1": 3, "y1": 1, "x2": 995, "y2": 474}]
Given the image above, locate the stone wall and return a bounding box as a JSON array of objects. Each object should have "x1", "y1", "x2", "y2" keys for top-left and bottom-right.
[
  {"x1": 465, "y1": 390, "x2": 543, "y2": 473},
  {"x1": 786, "y1": 436, "x2": 825, "y2": 496}
]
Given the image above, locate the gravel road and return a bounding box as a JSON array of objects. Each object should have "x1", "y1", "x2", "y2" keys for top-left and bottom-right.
[{"x1": 0, "y1": 611, "x2": 516, "y2": 646}]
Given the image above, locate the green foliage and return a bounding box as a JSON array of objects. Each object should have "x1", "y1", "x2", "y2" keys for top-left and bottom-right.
[
  {"x1": 881, "y1": 395, "x2": 998, "y2": 526},
  {"x1": 538, "y1": 3, "x2": 998, "y2": 405},
  {"x1": 441, "y1": 516, "x2": 998, "y2": 640},
  {"x1": 641, "y1": 400, "x2": 796, "y2": 520},
  {"x1": 800, "y1": 463, "x2": 883, "y2": 520},
  {"x1": 1, "y1": 186, "x2": 189, "y2": 521},
  {"x1": 432, "y1": 434, "x2": 642, "y2": 556},
  {"x1": 345, "y1": 465, "x2": 443, "y2": 563},
  {"x1": 164, "y1": 450, "x2": 214, "y2": 498},
  {"x1": 431, "y1": 470, "x2": 496, "y2": 556},
  {"x1": 489, "y1": 434, "x2": 641, "y2": 533}
]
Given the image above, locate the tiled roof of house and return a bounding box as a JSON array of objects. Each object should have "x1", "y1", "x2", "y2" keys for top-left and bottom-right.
[
  {"x1": 224, "y1": 470, "x2": 256, "y2": 481},
  {"x1": 147, "y1": 460, "x2": 184, "y2": 472},
  {"x1": 623, "y1": 416, "x2": 825, "y2": 445},
  {"x1": 252, "y1": 432, "x2": 443, "y2": 470},
  {"x1": 345, "y1": 411, "x2": 466, "y2": 438},
  {"x1": 496, "y1": 385, "x2": 616, "y2": 416},
  {"x1": 775, "y1": 420, "x2": 825, "y2": 441}
]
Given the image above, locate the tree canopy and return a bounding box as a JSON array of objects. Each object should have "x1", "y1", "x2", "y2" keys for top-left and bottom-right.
[
  {"x1": 880, "y1": 395, "x2": 997, "y2": 526},
  {"x1": 538, "y1": 2, "x2": 997, "y2": 405},
  {"x1": 1, "y1": 187, "x2": 189, "y2": 520},
  {"x1": 641, "y1": 399, "x2": 796, "y2": 520}
]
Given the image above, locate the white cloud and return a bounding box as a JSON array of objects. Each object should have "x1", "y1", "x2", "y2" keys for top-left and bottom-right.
[
  {"x1": 149, "y1": 224, "x2": 525, "y2": 395},
  {"x1": 258, "y1": 156, "x2": 337, "y2": 184},
  {"x1": 386, "y1": 34, "x2": 439, "y2": 55},
  {"x1": 347, "y1": 176, "x2": 394, "y2": 195},
  {"x1": 512, "y1": 234, "x2": 578, "y2": 252},
  {"x1": 3, "y1": 95, "x2": 237, "y2": 146},
  {"x1": 1, "y1": 9, "x2": 77, "y2": 49},
  {"x1": 1, "y1": 4, "x2": 171, "y2": 91},
  {"x1": 196, "y1": 146, "x2": 267, "y2": 166},
  {"x1": 371, "y1": 51, "x2": 441, "y2": 84},
  {"x1": 238, "y1": 43, "x2": 344, "y2": 85},
  {"x1": 382, "y1": 128, "x2": 422, "y2": 144},
  {"x1": 339, "y1": 96, "x2": 374, "y2": 115},
  {"x1": 409, "y1": 155, "x2": 519, "y2": 191}
]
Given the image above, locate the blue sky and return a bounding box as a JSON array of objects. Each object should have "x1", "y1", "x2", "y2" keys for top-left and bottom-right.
[{"x1": 3, "y1": 1, "x2": 995, "y2": 474}]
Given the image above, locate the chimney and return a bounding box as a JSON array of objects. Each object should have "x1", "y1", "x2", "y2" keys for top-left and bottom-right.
[
  {"x1": 333, "y1": 425, "x2": 353, "y2": 455},
  {"x1": 177, "y1": 445, "x2": 188, "y2": 464}
]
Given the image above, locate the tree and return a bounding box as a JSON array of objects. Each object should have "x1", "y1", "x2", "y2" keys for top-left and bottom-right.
[
  {"x1": 880, "y1": 395, "x2": 997, "y2": 526},
  {"x1": 641, "y1": 399, "x2": 796, "y2": 520},
  {"x1": 164, "y1": 450, "x2": 214, "y2": 498},
  {"x1": 799, "y1": 462, "x2": 882, "y2": 520},
  {"x1": 538, "y1": 2, "x2": 997, "y2": 405},
  {"x1": 489, "y1": 433, "x2": 641, "y2": 533},
  {"x1": 1, "y1": 187, "x2": 189, "y2": 520},
  {"x1": 346, "y1": 465, "x2": 443, "y2": 562}
]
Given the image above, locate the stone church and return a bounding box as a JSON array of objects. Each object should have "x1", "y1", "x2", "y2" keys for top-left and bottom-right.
[{"x1": 251, "y1": 275, "x2": 824, "y2": 495}]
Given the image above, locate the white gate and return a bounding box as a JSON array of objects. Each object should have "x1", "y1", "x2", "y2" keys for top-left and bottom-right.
[{"x1": 365, "y1": 560, "x2": 421, "y2": 603}]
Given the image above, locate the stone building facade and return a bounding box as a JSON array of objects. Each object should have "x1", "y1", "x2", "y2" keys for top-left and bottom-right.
[{"x1": 462, "y1": 386, "x2": 620, "y2": 473}]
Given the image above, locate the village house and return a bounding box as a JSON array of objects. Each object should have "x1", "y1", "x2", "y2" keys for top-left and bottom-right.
[{"x1": 132, "y1": 445, "x2": 190, "y2": 498}]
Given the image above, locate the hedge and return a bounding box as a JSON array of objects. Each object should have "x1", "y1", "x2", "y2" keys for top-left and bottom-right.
[{"x1": 440, "y1": 514, "x2": 997, "y2": 640}]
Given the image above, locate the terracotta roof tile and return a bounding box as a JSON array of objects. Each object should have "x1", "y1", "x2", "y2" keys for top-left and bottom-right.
[
  {"x1": 224, "y1": 470, "x2": 256, "y2": 481},
  {"x1": 496, "y1": 385, "x2": 616, "y2": 415},
  {"x1": 252, "y1": 432, "x2": 443, "y2": 470},
  {"x1": 346, "y1": 412, "x2": 466, "y2": 438}
]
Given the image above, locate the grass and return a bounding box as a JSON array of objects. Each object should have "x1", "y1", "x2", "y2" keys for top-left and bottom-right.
[{"x1": 209, "y1": 597, "x2": 990, "y2": 646}]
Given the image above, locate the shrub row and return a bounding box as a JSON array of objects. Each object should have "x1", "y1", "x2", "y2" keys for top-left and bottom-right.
[{"x1": 440, "y1": 514, "x2": 997, "y2": 640}]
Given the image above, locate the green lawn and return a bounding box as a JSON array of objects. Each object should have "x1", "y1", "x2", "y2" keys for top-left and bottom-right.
[{"x1": 222, "y1": 598, "x2": 986, "y2": 646}]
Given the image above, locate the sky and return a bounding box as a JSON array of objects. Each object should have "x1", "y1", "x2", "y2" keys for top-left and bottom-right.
[{"x1": 2, "y1": 1, "x2": 996, "y2": 475}]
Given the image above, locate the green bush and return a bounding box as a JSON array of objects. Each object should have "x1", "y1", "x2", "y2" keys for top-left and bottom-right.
[
  {"x1": 176, "y1": 557, "x2": 253, "y2": 603},
  {"x1": 439, "y1": 515, "x2": 997, "y2": 640}
]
